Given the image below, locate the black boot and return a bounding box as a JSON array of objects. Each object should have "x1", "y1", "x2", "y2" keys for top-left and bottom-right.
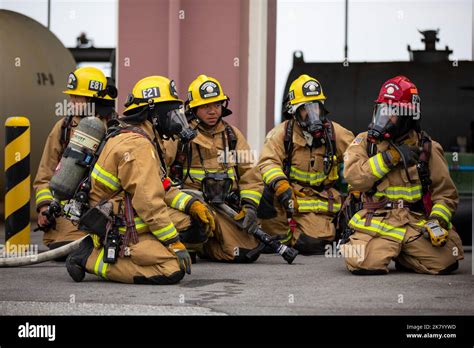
[{"x1": 66, "y1": 236, "x2": 94, "y2": 282}]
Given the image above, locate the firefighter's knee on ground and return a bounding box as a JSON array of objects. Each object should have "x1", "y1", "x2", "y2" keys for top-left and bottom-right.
[
  {"x1": 396, "y1": 228, "x2": 463, "y2": 275},
  {"x1": 341, "y1": 232, "x2": 400, "y2": 275},
  {"x1": 133, "y1": 270, "x2": 185, "y2": 285}
]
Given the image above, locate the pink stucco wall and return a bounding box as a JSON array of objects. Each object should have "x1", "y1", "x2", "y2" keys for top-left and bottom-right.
[{"x1": 118, "y1": 0, "x2": 251, "y2": 134}]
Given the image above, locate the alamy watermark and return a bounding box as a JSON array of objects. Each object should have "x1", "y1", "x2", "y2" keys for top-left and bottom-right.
[
  {"x1": 217, "y1": 148, "x2": 258, "y2": 164},
  {"x1": 0, "y1": 243, "x2": 39, "y2": 261},
  {"x1": 55, "y1": 100, "x2": 95, "y2": 117}
]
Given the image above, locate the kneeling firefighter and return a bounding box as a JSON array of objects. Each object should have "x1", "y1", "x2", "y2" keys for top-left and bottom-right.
[
  {"x1": 340, "y1": 75, "x2": 464, "y2": 275},
  {"x1": 66, "y1": 76, "x2": 215, "y2": 284},
  {"x1": 34, "y1": 67, "x2": 117, "y2": 254},
  {"x1": 257, "y1": 74, "x2": 355, "y2": 255},
  {"x1": 166, "y1": 74, "x2": 263, "y2": 263}
]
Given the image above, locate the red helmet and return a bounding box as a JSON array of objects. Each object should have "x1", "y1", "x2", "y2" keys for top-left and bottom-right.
[
  {"x1": 375, "y1": 75, "x2": 420, "y2": 109},
  {"x1": 368, "y1": 75, "x2": 421, "y2": 143}
]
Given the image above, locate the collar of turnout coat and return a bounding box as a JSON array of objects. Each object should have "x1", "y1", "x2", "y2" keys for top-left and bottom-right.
[{"x1": 189, "y1": 119, "x2": 228, "y2": 149}]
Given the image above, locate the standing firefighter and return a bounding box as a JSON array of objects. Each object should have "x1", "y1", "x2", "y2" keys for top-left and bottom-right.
[
  {"x1": 66, "y1": 76, "x2": 215, "y2": 284},
  {"x1": 257, "y1": 74, "x2": 354, "y2": 255},
  {"x1": 166, "y1": 74, "x2": 262, "y2": 262},
  {"x1": 34, "y1": 67, "x2": 117, "y2": 252},
  {"x1": 340, "y1": 75, "x2": 464, "y2": 275}
]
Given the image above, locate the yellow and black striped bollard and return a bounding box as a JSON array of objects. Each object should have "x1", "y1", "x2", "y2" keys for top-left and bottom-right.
[{"x1": 4, "y1": 117, "x2": 30, "y2": 253}]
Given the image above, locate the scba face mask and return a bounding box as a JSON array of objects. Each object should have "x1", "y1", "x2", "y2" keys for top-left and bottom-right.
[
  {"x1": 295, "y1": 102, "x2": 326, "y2": 138},
  {"x1": 151, "y1": 102, "x2": 197, "y2": 143},
  {"x1": 368, "y1": 103, "x2": 395, "y2": 143},
  {"x1": 161, "y1": 106, "x2": 197, "y2": 143}
]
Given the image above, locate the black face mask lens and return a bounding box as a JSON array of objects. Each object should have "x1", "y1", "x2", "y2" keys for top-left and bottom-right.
[{"x1": 201, "y1": 172, "x2": 233, "y2": 204}]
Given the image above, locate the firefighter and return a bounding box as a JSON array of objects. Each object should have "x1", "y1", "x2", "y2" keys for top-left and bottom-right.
[
  {"x1": 166, "y1": 74, "x2": 262, "y2": 262},
  {"x1": 34, "y1": 67, "x2": 117, "y2": 253},
  {"x1": 340, "y1": 75, "x2": 464, "y2": 275},
  {"x1": 65, "y1": 75, "x2": 215, "y2": 284},
  {"x1": 257, "y1": 74, "x2": 355, "y2": 255}
]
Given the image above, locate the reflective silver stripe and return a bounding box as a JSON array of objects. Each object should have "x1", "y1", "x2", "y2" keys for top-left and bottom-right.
[
  {"x1": 349, "y1": 213, "x2": 405, "y2": 241},
  {"x1": 289, "y1": 167, "x2": 326, "y2": 185},
  {"x1": 91, "y1": 165, "x2": 121, "y2": 190},
  {"x1": 240, "y1": 190, "x2": 262, "y2": 205},
  {"x1": 369, "y1": 153, "x2": 389, "y2": 179},
  {"x1": 374, "y1": 185, "x2": 422, "y2": 201},
  {"x1": 151, "y1": 223, "x2": 178, "y2": 241},
  {"x1": 262, "y1": 167, "x2": 285, "y2": 184},
  {"x1": 93, "y1": 248, "x2": 108, "y2": 279},
  {"x1": 430, "y1": 203, "x2": 452, "y2": 223},
  {"x1": 171, "y1": 193, "x2": 192, "y2": 211}
]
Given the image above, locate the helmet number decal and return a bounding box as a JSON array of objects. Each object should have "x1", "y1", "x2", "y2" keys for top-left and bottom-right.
[
  {"x1": 142, "y1": 87, "x2": 160, "y2": 99},
  {"x1": 88, "y1": 80, "x2": 104, "y2": 91}
]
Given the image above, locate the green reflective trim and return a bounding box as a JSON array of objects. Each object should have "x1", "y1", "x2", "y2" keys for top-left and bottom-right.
[
  {"x1": 240, "y1": 190, "x2": 262, "y2": 205},
  {"x1": 368, "y1": 153, "x2": 389, "y2": 179},
  {"x1": 349, "y1": 212, "x2": 406, "y2": 241},
  {"x1": 289, "y1": 166, "x2": 326, "y2": 186},
  {"x1": 262, "y1": 167, "x2": 286, "y2": 184},
  {"x1": 91, "y1": 164, "x2": 121, "y2": 190},
  {"x1": 151, "y1": 223, "x2": 178, "y2": 242},
  {"x1": 93, "y1": 248, "x2": 108, "y2": 279}
]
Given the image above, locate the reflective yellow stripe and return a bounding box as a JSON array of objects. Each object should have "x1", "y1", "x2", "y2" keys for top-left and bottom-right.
[
  {"x1": 297, "y1": 199, "x2": 341, "y2": 213},
  {"x1": 93, "y1": 248, "x2": 108, "y2": 279},
  {"x1": 240, "y1": 190, "x2": 262, "y2": 205},
  {"x1": 349, "y1": 212, "x2": 406, "y2": 241},
  {"x1": 35, "y1": 188, "x2": 53, "y2": 204},
  {"x1": 374, "y1": 185, "x2": 422, "y2": 202},
  {"x1": 430, "y1": 203, "x2": 452, "y2": 224},
  {"x1": 289, "y1": 166, "x2": 326, "y2": 186},
  {"x1": 118, "y1": 217, "x2": 148, "y2": 233},
  {"x1": 188, "y1": 168, "x2": 236, "y2": 182},
  {"x1": 151, "y1": 223, "x2": 178, "y2": 242},
  {"x1": 368, "y1": 153, "x2": 390, "y2": 179},
  {"x1": 262, "y1": 167, "x2": 286, "y2": 185},
  {"x1": 170, "y1": 192, "x2": 192, "y2": 211},
  {"x1": 91, "y1": 163, "x2": 121, "y2": 191}
]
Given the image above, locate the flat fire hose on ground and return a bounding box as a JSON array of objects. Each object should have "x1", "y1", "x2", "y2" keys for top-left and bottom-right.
[
  {"x1": 0, "y1": 236, "x2": 87, "y2": 267},
  {"x1": 182, "y1": 189, "x2": 298, "y2": 264}
]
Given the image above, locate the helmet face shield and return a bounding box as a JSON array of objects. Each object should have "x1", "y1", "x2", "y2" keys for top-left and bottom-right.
[
  {"x1": 295, "y1": 102, "x2": 325, "y2": 136},
  {"x1": 372, "y1": 103, "x2": 394, "y2": 130},
  {"x1": 368, "y1": 103, "x2": 398, "y2": 142}
]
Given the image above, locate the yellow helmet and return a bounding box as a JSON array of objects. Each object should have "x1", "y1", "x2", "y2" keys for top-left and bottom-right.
[
  {"x1": 186, "y1": 74, "x2": 229, "y2": 109},
  {"x1": 287, "y1": 74, "x2": 326, "y2": 107},
  {"x1": 123, "y1": 76, "x2": 182, "y2": 115},
  {"x1": 63, "y1": 66, "x2": 114, "y2": 100}
]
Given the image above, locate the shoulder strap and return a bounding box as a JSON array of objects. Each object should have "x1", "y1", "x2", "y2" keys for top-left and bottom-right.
[
  {"x1": 222, "y1": 121, "x2": 241, "y2": 183},
  {"x1": 323, "y1": 120, "x2": 338, "y2": 176},
  {"x1": 283, "y1": 119, "x2": 294, "y2": 178},
  {"x1": 418, "y1": 130, "x2": 432, "y2": 193},
  {"x1": 170, "y1": 140, "x2": 193, "y2": 184},
  {"x1": 222, "y1": 120, "x2": 238, "y2": 152},
  {"x1": 325, "y1": 120, "x2": 336, "y2": 149},
  {"x1": 59, "y1": 116, "x2": 74, "y2": 161}
]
